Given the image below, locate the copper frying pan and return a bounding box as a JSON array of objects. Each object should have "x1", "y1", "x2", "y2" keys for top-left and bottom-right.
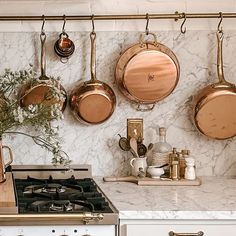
[
  {"x1": 19, "y1": 31, "x2": 67, "y2": 112},
  {"x1": 69, "y1": 31, "x2": 116, "y2": 125},
  {"x1": 115, "y1": 32, "x2": 180, "y2": 111},
  {"x1": 192, "y1": 30, "x2": 236, "y2": 139}
]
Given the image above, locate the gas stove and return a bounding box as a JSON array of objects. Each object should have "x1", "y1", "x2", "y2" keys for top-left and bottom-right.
[
  {"x1": 15, "y1": 176, "x2": 113, "y2": 214},
  {"x1": 0, "y1": 165, "x2": 118, "y2": 236}
]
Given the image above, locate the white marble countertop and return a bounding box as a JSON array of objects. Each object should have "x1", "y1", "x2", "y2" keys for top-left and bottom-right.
[{"x1": 95, "y1": 177, "x2": 236, "y2": 220}]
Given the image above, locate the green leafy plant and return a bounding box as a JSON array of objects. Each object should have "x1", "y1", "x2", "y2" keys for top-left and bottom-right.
[{"x1": 0, "y1": 65, "x2": 71, "y2": 165}]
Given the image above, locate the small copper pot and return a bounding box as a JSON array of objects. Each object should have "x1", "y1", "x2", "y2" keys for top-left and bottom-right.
[
  {"x1": 54, "y1": 33, "x2": 75, "y2": 63},
  {"x1": 192, "y1": 31, "x2": 236, "y2": 139}
]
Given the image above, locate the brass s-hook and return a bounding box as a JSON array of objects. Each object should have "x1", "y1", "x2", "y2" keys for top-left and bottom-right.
[
  {"x1": 62, "y1": 14, "x2": 66, "y2": 34},
  {"x1": 218, "y1": 12, "x2": 223, "y2": 33},
  {"x1": 91, "y1": 14, "x2": 95, "y2": 34},
  {"x1": 41, "y1": 15, "x2": 45, "y2": 35},
  {"x1": 180, "y1": 12, "x2": 186, "y2": 34},
  {"x1": 145, "y1": 13, "x2": 150, "y2": 35}
]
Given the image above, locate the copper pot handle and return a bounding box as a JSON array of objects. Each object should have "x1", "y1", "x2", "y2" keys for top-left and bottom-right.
[
  {"x1": 40, "y1": 32, "x2": 47, "y2": 78},
  {"x1": 59, "y1": 32, "x2": 69, "y2": 39},
  {"x1": 139, "y1": 32, "x2": 158, "y2": 47},
  {"x1": 136, "y1": 104, "x2": 155, "y2": 112},
  {"x1": 2, "y1": 145, "x2": 13, "y2": 168},
  {"x1": 215, "y1": 30, "x2": 232, "y2": 86},
  {"x1": 90, "y1": 31, "x2": 97, "y2": 82}
]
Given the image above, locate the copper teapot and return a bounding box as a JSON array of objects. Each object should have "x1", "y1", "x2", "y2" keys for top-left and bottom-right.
[{"x1": 0, "y1": 139, "x2": 13, "y2": 183}]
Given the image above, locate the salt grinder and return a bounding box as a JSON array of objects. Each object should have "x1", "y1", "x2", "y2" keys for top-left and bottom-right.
[{"x1": 185, "y1": 157, "x2": 196, "y2": 180}]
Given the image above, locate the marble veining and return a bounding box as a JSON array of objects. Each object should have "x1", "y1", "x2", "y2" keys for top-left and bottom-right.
[
  {"x1": 95, "y1": 177, "x2": 236, "y2": 219},
  {"x1": 0, "y1": 31, "x2": 235, "y2": 176}
]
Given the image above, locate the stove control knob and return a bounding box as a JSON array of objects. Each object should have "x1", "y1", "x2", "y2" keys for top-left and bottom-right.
[{"x1": 17, "y1": 229, "x2": 24, "y2": 236}]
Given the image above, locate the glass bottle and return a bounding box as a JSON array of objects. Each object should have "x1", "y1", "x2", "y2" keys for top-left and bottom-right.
[{"x1": 151, "y1": 127, "x2": 172, "y2": 167}]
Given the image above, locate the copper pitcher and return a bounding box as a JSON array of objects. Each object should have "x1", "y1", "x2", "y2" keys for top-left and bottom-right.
[{"x1": 0, "y1": 138, "x2": 13, "y2": 183}]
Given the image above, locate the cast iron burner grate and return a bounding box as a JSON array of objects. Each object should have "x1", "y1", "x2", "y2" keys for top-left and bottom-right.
[{"x1": 15, "y1": 176, "x2": 113, "y2": 214}]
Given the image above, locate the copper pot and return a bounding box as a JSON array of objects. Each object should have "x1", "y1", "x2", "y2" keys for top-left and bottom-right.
[
  {"x1": 192, "y1": 30, "x2": 236, "y2": 139},
  {"x1": 69, "y1": 32, "x2": 116, "y2": 125},
  {"x1": 115, "y1": 32, "x2": 180, "y2": 111},
  {"x1": 19, "y1": 32, "x2": 67, "y2": 112},
  {"x1": 54, "y1": 32, "x2": 75, "y2": 63}
]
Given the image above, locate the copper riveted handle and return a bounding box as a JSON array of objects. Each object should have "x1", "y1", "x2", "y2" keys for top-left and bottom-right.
[
  {"x1": 136, "y1": 103, "x2": 155, "y2": 112},
  {"x1": 2, "y1": 145, "x2": 13, "y2": 168},
  {"x1": 40, "y1": 32, "x2": 47, "y2": 78},
  {"x1": 169, "y1": 231, "x2": 204, "y2": 236},
  {"x1": 90, "y1": 31, "x2": 97, "y2": 82},
  {"x1": 216, "y1": 30, "x2": 231, "y2": 86},
  {"x1": 139, "y1": 32, "x2": 158, "y2": 47}
]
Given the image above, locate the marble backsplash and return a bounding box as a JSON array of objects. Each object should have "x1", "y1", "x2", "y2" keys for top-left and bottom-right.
[{"x1": 0, "y1": 30, "x2": 235, "y2": 176}]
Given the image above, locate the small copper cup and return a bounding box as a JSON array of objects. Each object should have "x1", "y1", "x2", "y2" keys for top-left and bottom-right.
[{"x1": 54, "y1": 33, "x2": 75, "y2": 63}]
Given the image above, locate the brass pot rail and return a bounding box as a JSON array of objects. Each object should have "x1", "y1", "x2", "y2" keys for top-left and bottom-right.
[
  {"x1": 0, "y1": 213, "x2": 104, "y2": 225},
  {"x1": 1, "y1": 12, "x2": 236, "y2": 22}
]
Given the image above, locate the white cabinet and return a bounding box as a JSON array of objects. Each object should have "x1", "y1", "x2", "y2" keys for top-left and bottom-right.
[{"x1": 120, "y1": 220, "x2": 236, "y2": 236}]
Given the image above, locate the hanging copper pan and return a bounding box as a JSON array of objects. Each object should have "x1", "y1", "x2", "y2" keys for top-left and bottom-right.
[
  {"x1": 115, "y1": 32, "x2": 180, "y2": 111},
  {"x1": 69, "y1": 31, "x2": 116, "y2": 125},
  {"x1": 19, "y1": 31, "x2": 67, "y2": 112},
  {"x1": 192, "y1": 30, "x2": 236, "y2": 140}
]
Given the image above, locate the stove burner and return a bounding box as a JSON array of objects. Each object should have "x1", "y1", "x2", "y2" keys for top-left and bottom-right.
[
  {"x1": 41, "y1": 184, "x2": 66, "y2": 194},
  {"x1": 24, "y1": 184, "x2": 66, "y2": 195},
  {"x1": 15, "y1": 176, "x2": 113, "y2": 214},
  {"x1": 49, "y1": 200, "x2": 73, "y2": 212},
  {"x1": 30, "y1": 200, "x2": 94, "y2": 213}
]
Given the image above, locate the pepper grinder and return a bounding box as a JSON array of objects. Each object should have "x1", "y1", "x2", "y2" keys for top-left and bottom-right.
[
  {"x1": 169, "y1": 148, "x2": 180, "y2": 180},
  {"x1": 185, "y1": 157, "x2": 196, "y2": 180}
]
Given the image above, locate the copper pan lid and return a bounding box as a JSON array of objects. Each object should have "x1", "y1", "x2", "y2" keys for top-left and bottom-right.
[{"x1": 123, "y1": 49, "x2": 178, "y2": 102}]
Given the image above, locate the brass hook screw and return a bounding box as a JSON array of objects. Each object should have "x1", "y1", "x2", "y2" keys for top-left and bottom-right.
[
  {"x1": 145, "y1": 13, "x2": 150, "y2": 35},
  {"x1": 41, "y1": 15, "x2": 45, "y2": 35},
  {"x1": 91, "y1": 14, "x2": 95, "y2": 34},
  {"x1": 180, "y1": 12, "x2": 186, "y2": 34},
  {"x1": 62, "y1": 14, "x2": 66, "y2": 34},
  {"x1": 218, "y1": 12, "x2": 223, "y2": 33}
]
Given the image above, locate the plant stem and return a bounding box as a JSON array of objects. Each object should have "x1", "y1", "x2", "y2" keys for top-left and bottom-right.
[{"x1": 4, "y1": 131, "x2": 70, "y2": 164}]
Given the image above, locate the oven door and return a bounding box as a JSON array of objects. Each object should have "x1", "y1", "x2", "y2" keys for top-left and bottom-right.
[{"x1": 0, "y1": 225, "x2": 117, "y2": 236}]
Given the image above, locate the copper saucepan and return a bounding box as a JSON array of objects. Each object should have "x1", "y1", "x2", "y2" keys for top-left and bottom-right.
[
  {"x1": 69, "y1": 31, "x2": 116, "y2": 125},
  {"x1": 19, "y1": 31, "x2": 67, "y2": 112},
  {"x1": 115, "y1": 32, "x2": 180, "y2": 111},
  {"x1": 54, "y1": 16, "x2": 75, "y2": 63},
  {"x1": 192, "y1": 30, "x2": 236, "y2": 139},
  {"x1": 54, "y1": 32, "x2": 75, "y2": 63}
]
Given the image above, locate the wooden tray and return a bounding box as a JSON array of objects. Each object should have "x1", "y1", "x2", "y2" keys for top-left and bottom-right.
[
  {"x1": 0, "y1": 172, "x2": 17, "y2": 213},
  {"x1": 103, "y1": 176, "x2": 201, "y2": 186}
]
